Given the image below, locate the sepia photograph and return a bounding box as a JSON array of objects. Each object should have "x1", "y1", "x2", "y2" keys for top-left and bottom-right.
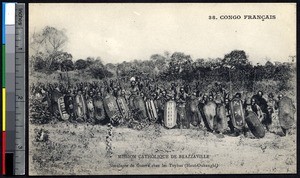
[{"x1": 28, "y1": 3, "x2": 296, "y2": 175}]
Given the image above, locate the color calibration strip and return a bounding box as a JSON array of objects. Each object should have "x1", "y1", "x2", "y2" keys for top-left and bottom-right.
[
  {"x1": 2, "y1": 2, "x2": 16, "y2": 176},
  {"x1": 2, "y1": 3, "x2": 7, "y2": 175}
]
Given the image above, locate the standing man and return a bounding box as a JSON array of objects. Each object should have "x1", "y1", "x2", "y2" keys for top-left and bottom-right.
[
  {"x1": 176, "y1": 87, "x2": 189, "y2": 129},
  {"x1": 252, "y1": 91, "x2": 271, "y2": 131},
  {"x1": 156, "y1": 90, "x2": 167, "y2": 125},
  {"x1": 267, "y1": 93, "x2": 278, "y2": 120}
]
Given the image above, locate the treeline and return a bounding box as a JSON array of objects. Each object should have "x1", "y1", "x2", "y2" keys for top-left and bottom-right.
[
  {"x1": 29, "y1": 26, "x2": 296, "y2": 91},
  {"x1": 30, "y1": 50, "x2": 295, "y2": 91},
  {"x1": 30, "y1": 52, "x2": 113, "y2": 79}
]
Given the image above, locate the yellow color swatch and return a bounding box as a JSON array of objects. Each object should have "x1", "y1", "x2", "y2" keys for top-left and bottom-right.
[{"x1": 2, "y1": 88, "x2": 6, "y2": 131}]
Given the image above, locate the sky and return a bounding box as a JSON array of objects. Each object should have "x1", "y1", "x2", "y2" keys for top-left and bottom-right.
[{"x1": 29, "y1": 3, "x2": 296, "y2": 64}]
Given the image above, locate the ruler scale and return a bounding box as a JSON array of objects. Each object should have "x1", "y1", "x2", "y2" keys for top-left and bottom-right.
[
  {"x1": 2, "y1": 2, "x2": 16, "y2": 176},
  {"x1": 14, "y1": 3, "x2": 26, "y2": 175}
]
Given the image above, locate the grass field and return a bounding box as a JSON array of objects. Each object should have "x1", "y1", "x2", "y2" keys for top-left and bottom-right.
[{"x1": 29, "y1": 115, "x2": 296, "y2": 175}]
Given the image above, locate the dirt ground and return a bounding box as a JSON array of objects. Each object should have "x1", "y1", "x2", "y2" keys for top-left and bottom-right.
[{"x1": 29, "y1": 114, "x2": 296, "y2": 175}]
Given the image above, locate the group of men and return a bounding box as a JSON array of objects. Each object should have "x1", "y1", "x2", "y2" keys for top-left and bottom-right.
[{"x1": 30, "y1": 77, "x2": 287, "y2": 136}]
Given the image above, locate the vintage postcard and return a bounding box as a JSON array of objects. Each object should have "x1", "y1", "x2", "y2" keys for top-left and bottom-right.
[{"x1": 28, "y1": 3, "x2": 296, "y2": 175}]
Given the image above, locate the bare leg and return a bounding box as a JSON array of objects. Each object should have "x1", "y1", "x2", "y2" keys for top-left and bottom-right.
[{"x1": 281, "y1": 127, "x2": 287, "y2": 136}]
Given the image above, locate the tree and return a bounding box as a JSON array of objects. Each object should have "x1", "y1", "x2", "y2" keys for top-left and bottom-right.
[
  {"x1": 194, "y1": 58, "x2": 205, "y2": 67},
  {"x1": 47, "y1": 52, "x2": 72, "y2": 71},
  {"x1": 264, "y1": 61, "x2": 275, "y2": 79},
  {"x1": 89, "y1": 66, "x2": 113, "y2": 79},
  {"x1": 32, "y1": 54, "x2": 47, "y2": 72},
  {"x1": 86, "y1": 57, "x2": 95, "y2": 66},
  {"x1": 205, "y1": 58, "x2": 222, "y2": 69},
  {"x1": 30, "y1": 26, "x2": 68, "y2": 56},
  {"x1": 150, "y1": 54, "x2": 167, "y2": 72},
  {"x1": 166, "y1": 52, "x2": 193, "y2": 81},
  {"x1": 74, "y1": 59, "x2": 88, "y2": 70},
  {"x1": 30, "y1": 26, "x2": 69, "y2": 73},
  {"x1": 265, "y1": 61, "x2": 274, "y2": 67},
  {"x1": 61, "y1": 60, "x2": 74, "y2": 72},
  {"x1": 106, "y1": 63, "x2": 116, "y2": 71},
  {"x1": 222, "y1": 50, "x2": 249, "y2": 68},
  {"x1": 86, "y1": 57, "x2": 114, "y2": 79},
  {"x1": 85, "y1": 56, "x2": 104, "y2": 67}
]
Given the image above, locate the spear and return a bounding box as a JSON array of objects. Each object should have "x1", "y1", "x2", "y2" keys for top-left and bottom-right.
[
  {"x1": 228, "y1": 65, "x2": 235, "y2": 99},
  {"x1": 65, "y1": 67, "x2": 70, "y2": 89},
  {"x1": 116, "y1": 65, "x2": 122, "y2": 89}
]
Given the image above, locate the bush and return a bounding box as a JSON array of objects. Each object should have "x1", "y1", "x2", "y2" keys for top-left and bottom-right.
[
  {"x1": 33, "y1": 56, "x2": 47, "y2": 72},
  {"x1": 30, "y1": 97, "x2": 52, "y2": 124},
  {"x1": 74, "y1": 59, "x2": 88, "y2": 70},
  {"x1": 88, "y1": 66, "x2": 113, "y2": 79}
]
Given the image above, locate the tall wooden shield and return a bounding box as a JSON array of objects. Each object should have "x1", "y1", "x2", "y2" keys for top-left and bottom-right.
[
  {"x1": 74, "y1": 94, "x2": 87, "y2": 121},
  {"x1": 203, "y1": 101, "x2": 216, "y2": 131},
  {"x1": 230, "y1": 98, "x2": 246, "y2": 130},
  {"x1": 164, "y1": 100, "x2": 177, "y2": 129},
  {"x1": 278, "y1": 96, "x2": 295, "y2": 130},
  {"x1": 58, "y1": 95, "x2": 70, "y2": 121},
  {"x1": 50, "y1": 90, "x2": 63, "y2": 114},
  {"x1": 116, "y1": 97, "x2": 130, "y2": 118},
  {"x1": 93, "y1": 98, "x2": 106, "y2": 122},
  {"x1": 184, "y1": 99, "x2": 196, "y2": 128},
  {"x1": 103, "y1": 94, "x2": 121, "y2": 121},
  {"x1": 64, "y1": 95, "x2": 74, "y2": 115},
  {"x1": 214, "y1": 104, "x2": 228, "y2": 133},
  {"x1": 132, "y1": 96, "x2": 148, "y2": 120},
  {"x1": 245, "y1": 111, "x2": 265, "y2": 138},
  {"x1": 177, "y1": 104, "x2": 190, "y2": 129},
  {"x1": 145, "y1": 99, "x2": 158, "y2": 122}
]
